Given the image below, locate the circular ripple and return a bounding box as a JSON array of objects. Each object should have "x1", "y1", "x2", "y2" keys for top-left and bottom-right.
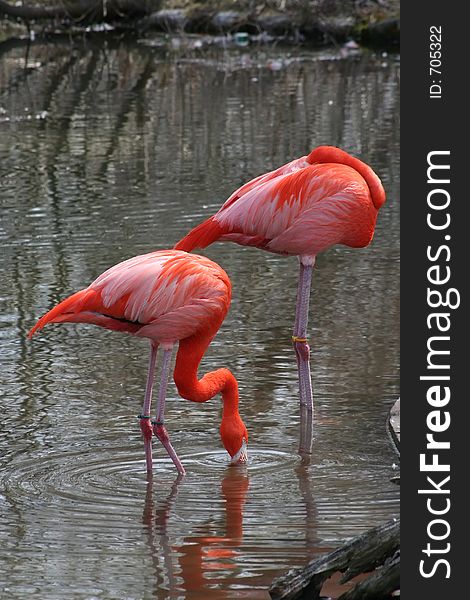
[
  {"x1": 1, "y1": 446, "x2": 299, "y2": 512},
  {"x1": 186, "y1": 448, "x2": 299, "y2": 474},
  {"x1": 2, "y1": 447, "x2": 165, "y2": 522}
]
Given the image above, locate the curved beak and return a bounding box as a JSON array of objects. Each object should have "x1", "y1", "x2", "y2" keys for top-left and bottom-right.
[{"x1": 230, "y1": 439, "x2": 248, "y2": 464}]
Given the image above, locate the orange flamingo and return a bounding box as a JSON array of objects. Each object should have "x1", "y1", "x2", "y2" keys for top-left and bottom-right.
[
  {"x1": 29, "y1": 250, "x2": 248, "y2": 475},
  {"x1": 175, "y1": 146, "x2": 386, "y2": 414}
]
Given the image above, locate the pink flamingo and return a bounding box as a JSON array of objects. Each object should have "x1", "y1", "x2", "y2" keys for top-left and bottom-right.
[
  {"x1": 29, "y1": 250, "x2": 248, "y2": 475},
  {"x1": 175, "y1": 146, "x2": 386, "y2": 415}
]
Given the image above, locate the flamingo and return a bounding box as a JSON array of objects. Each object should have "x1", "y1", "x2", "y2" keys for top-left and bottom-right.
[
  {"x1": 175, "y1": 146, "x2": 386, "y2": 415},
  {"x1": 29, "y1": 249, "x2": 248, "y2": 476}
]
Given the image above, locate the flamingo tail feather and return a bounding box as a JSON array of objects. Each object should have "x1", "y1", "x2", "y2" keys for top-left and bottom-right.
[
  {"x1": 175, "y1": 216, "x2": 224, "y2": 252},
  {"x1": 28, "y1": 288, "x2": 95, "y2": 338}
]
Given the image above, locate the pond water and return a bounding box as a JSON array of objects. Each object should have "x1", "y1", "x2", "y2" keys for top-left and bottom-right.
[{"x1": 0, "y1": 36, "x2": 399, "y2": 599}]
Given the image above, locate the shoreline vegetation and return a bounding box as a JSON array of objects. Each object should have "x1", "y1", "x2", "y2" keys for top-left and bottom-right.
[{"x1": 1, "y1": 0, "x2": 399, "y2": 48}]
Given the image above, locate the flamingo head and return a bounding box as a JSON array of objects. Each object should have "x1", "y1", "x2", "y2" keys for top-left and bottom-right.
[{"x1": 220, "y1": 416, "x2": 248, "y2": 464}]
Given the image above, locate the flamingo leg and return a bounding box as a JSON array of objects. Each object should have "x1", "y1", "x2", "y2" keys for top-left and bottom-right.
[
  {"x1": 153, "y1": 346, "x2": 186, "y2": 475},
  {"x1": 140, "y1": 340, "x2": 159, "y2": 476},
  {"x1": 293, "y1": 258, "x2": 314, "y2": 415},
  {"x1": 298, "y1": 404, "x2": 314, "y2": 462}
]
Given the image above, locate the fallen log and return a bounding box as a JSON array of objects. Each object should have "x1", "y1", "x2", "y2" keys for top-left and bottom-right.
[
  {"x1": 338, "y1": 551, "x2": 399, "y2": 600},
  {"x1": 269, "y1": 518, "x2": 400, "y2": 600}
]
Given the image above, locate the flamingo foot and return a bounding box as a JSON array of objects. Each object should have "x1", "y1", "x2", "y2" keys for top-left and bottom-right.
[{"x1": 153, "y1": 422, "x2": 186, "y2": 475}]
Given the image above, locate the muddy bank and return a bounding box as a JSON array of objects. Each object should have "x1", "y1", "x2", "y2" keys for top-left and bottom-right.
[{"x1": 1, "y1": 0, "x2": 399, "y2": 48}]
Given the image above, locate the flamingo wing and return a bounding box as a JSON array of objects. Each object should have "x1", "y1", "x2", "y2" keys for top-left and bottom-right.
[
  {"x1": 29, "y1": 251, "x2": 231, "y2": 344},
  {"x1": 175, "y1": 146, "x2": 385, "y2": 255},
  {"x1": 214, "y1": 163, "x2": 377, "y2": 255},
  {"x1": 220, "y1": 155, "x2": 310, "y2": 211}
]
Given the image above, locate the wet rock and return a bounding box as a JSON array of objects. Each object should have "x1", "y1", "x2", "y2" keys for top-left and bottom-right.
[
  {"x1": 362, "y1": 18, "x2": 400, "y2": 47},
  {"x1": 211, "y1": 11, "x2": 246, "y2": 31},
  {"x1": 142, "y1": 9, "x2": 188, "y2": 32},
  {"x1": 256, "y1": 14, "x2": 296, "y2": 35},
  {"x1": 321, "y1": 15, "x2": 356, "y2": 36}
]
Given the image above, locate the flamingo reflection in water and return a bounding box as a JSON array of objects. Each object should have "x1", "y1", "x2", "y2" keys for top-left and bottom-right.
[{"x1": 143, "y1": 470, "x2": 252, "y2": 598}]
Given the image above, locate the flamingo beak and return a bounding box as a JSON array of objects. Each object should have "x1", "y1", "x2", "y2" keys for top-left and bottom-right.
[{"x1": 230, "y1": 438, "x2": 248, "y2": 464}]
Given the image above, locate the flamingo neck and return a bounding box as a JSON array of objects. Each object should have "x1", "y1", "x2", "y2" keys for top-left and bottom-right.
[
  {"x1": 306, "y1": 145, "x2": 386, "y2": 210},
  {"x1": 173, "y1": 327, "x2": 240, "y2": 418}
]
